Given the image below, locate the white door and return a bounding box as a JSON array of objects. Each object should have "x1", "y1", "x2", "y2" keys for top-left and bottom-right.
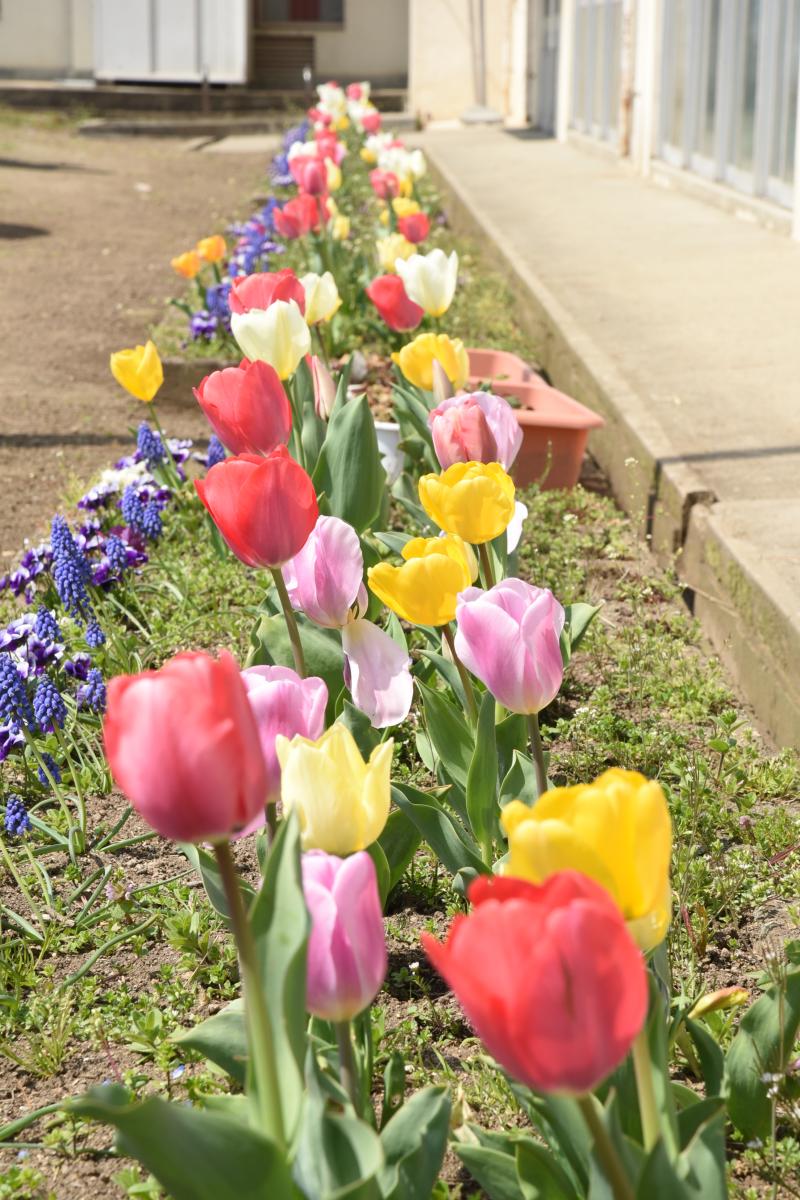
[
  {"x1": 538, "y1": 0, "x2": 561, "y2": 132},
  {"x1": 94, "y1": 0, "x2": 249, "y2": 83}
]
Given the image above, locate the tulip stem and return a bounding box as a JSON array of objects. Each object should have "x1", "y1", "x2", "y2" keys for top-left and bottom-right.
[
  {"x1": 334, "y1": 1020, "x2": 361, "y2": 1114},
  {"x1": 632, "y1": 1027, "x2": 662, "y2": 1152},
  {"x1": 313, "y1": 323, "x2": 332, "y2": 372},
  {"x1": 477, "y1": 543, "x2": 496, "y2": 589},
  {"x1": 527, "y1": 713, "x2": 548, "y2": 797},
  {"x1": 270, "y1": 567, "x2": 306, "y2": 677},
  {"x1": 442, "y1": 624, "x2": 478, "y2": 725},
  {"x1": 576, "y1": 1095, "x2": 635, "y2": 1200},
  {"x1": 214, "y1": 841, "x2": 285, "y2": 1151}
]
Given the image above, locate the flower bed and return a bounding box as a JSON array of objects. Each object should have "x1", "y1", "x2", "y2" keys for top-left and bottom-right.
[{"x1": 1, "y1": 80, "x2": 799, "y2": 1200}]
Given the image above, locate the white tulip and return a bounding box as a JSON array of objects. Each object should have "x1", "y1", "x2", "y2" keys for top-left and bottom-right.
[
  {"x1": 231, "y1": 299, "x2": 311, "y2": 380},
  {"x1": 301, "y1": 272, "x2": 342, "y2": 325},
  {"x1": 395, "y1": 249, "x2": 459, "y2": 317}
]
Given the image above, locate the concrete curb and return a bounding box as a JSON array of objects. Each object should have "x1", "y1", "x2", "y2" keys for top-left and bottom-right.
[{"x1": 423, "y1": 141, "x2": 799, "y2": 749}]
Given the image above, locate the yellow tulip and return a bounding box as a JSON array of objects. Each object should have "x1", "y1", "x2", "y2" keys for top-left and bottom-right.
[
  {"x1": 335, "y1": 115, "x2": 350, "y2": 131},
  {"x1": 109, "y1": 340, "x2": 164, "y2": 403},
  {"x1": 171, "y1": 250, "x2": 202, "y2": 278},
  {"x1": 275, "y1": 723, "x2": 392, "y2": 855},
  {"x1": 368, "y1": 534, "x2": 475, "y2": 627},
  {"x1": 325, "y1": 160, "x2": 342, "y2": 191},
  {"x1": 501, "y1": 768, "x2": 673, "y2": 952},
  {"x1": 399, "y1": 175, "x2": 414, "y2": 198},
  {"x1": 195, "y1": 235, "x2": 227, "y2": 263},
  {"x1": 331, "y1": 214, "x2": 351, "y2": 241},
  {"x1": 360, "y1": 147, "x2": 377, "y2": 164},
  {"x1": 376, "y1": 233, "x2": 416, "y2": 273},
  {"x1": 418, "y1": 462, "x2": 515, "y2": 545},
  {"x1": 391, "y1": 333, "x2": 469, "y2": 392},
  {"x1": 392, "y1": 197, "x2": 421, "y2": 217}
]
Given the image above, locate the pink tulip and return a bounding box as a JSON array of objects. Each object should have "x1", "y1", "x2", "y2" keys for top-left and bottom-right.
[
  {"x1": 241, "y1": 666, "x2": 327, "y2": 812},
  {"x1": 283, "y1": 515, "x2": 413, "y2": 728},
  {"x1": 291, "y1": 155, "x2": 328, "y2": 196},
  {"x1": 302, "y1": 850, "x2": 387, "y2": 1021},
  {"x1": 310, "y1": 354, "x2": 336, "y2": 420},
  {"x1": 103, "y1": 651, "x2": 267, "y2": 843},
  {"x1": 361, "y1": 110, "x2": 382, "y2": 134},
  {"x1": 429, "y1": 391, "x2": 523, "y2": 471},
  {"x1": 342, "y1": 618, "x2": 413, "y2": 729},
  {"x1": 455, "y1": 580, "x2": 565, "y2": 714},
  {"x1": 283, "y1": 515, "x2": 367, "y2": 629},
  {"x1": 228, "y1": 269, "x2": 306, "y2": 316},
  {"x1": 194, "y1": 359, "x2": 292, "y2": 456},
  {"x1": 429, "y1": 397, "x2": 498, "y2": 469}
]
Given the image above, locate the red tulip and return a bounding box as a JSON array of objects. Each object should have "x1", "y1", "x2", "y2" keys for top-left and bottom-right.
[
  {"x1": 194, "y1": 359, "x2": 292, "y2": 456},
  {"x1": 397, "y1": 211, "x2": 430, "y2": 245},
  {"x1": 195, "y1": 446, "x2": 318, "y2": 569},
  {"x1": 422, "y1": 871, "x2": 648, "y2": 1095},
  {"x1": 315, "y1": 131, "x2": 343, "y2": 162},
  {"x1": 274, "y1": 194, "x2": 321, "y2": 240},
  {"x1": 361, "y1": 110, "x2": 382, "y2": 134},
  {"x1": 291, "y1": 155, "x2": 327, "y2": 196},
  {"x1": 104, "y1": 650, "x2": 268, "y2": 843},
  {"x1": 370, "y1": 169, "x2": 400, "y2": 200},
  {"x1": 366, "y1": 274, "x2": 424, "y2": 332},
  {"x1": 228, "y1": 269, "x2": 306, "y2": 316}
]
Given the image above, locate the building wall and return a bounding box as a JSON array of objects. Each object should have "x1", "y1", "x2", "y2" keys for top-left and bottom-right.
[
  {"x1": 0, "y1": 0, "x2": 93, "y2": 77},
  {"x1": 314, "y1": 0, "x2": 409, "y2": 85},
  {"x1": 408, "y1": 0, "x2": 523, "y2": 122}
]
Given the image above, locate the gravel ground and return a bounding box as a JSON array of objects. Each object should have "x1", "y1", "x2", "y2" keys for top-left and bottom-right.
[{"x1": 0, "y1": 117, "x2": 266, "y2": 557}]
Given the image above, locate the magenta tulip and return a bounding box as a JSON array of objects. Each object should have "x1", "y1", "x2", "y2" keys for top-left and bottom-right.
[
  {"x1": 342, "y1": 618, "x2": 413, "y2": 729},
  {"x1": 194, "y1": 360, "x2": 292, "y2": 456},
  {"x1": 241, "y1": 665, "x2": 328, "y2": 814},
  {"x1": 455, "y1": 580, "x2": 565, "y2": 714},
  {"x1": 104, "y1": 651, "x2": 267, "y2": 843},
  {"x1": 283, "y1": 515, "x2": 367, "y2": 629},
  {"x1": 302, "y1": 850, "x2": 387, "y2": 1021},
  {"x1": 429, "y1": 391, "x2": 523, "y2": 471}
]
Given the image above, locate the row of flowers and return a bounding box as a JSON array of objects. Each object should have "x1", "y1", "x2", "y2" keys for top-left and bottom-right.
[{"x1": 2, "y1": 79, "x2": 792, "y2": 1200}]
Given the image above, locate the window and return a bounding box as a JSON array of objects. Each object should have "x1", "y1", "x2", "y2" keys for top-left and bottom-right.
[
  {"x1": 257, "y1": 0, "x2": 343, "y2": 24},
  {"x1": 570, "y1": 0, "x2": 623, "y2": 143}
]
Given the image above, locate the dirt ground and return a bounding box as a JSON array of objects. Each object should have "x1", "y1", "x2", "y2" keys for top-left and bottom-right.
[{"x1": 0, "y1": 116, "x2": 267, "y2": 558}]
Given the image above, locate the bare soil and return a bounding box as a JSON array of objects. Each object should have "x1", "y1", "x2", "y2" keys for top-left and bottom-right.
[{"x1": 0, "y1": 120, "x2": 267, "y2": 557}]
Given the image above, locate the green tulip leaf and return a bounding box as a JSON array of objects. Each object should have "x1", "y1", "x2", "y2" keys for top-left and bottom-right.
[
  {"x1": 561, "y1": 603, "x2": 602, "y2": 666},
  {"x1": 366, "y1": 840, "x2": 391, "y2": 909},
  {"x1": 179, "y1": 843, "x2": 253, "y2": 923},
  {"x1": 172, "y1": 1000, "x2": 246, "y2": 1085},
  {"x1": 249, "y1": 815, "x2": 310, "y2": 1142},
  {"x1": 466, "y1": 690, "x2": 499, "y2": 855},
  {"x1": 69, "y1": 1085, "x2": 296, "y2": 1200},
  {"x1": 419, "y1": 682, "x2": 475, "y2": 790},
  {"x1": 378, "y1": 808, "x2": 422, "y2": 894},
  {"x1": 378, "y1": 1085, "x2": 450, "y2": 1200},
  {"x1": 455, "y1": 1137, "x2": 524, "y2": 1200},
  {"x1": 515, "y1": 1139, "x2": 576, "y2": 1199},
  {"x1": 499, "y1": 751, "x2": 540, "y2": 809},
  {"x1": 392, "y1": 783, "x2": 486, "y2": 878},
  {"x1": 313, "y1": 392, "x2": 386, "y2": 533},
  {"x1": 726, "y1": 963, "x2": 800, "y2": 1140}
]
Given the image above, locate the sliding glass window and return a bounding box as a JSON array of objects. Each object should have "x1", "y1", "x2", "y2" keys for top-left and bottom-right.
[{"x1": 570, "y1": 0, "x2": 623, "y2": 144}]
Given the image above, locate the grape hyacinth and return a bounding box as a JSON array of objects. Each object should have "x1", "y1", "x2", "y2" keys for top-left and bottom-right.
[
  {"x1": 33, "y1": 676, "x2": 66, "y2": 733},
  {"x1": 77, "y1": 668, "x2": 107, "y2": 714},
  {"x1": 206, "y1": 435, "x2": 226, "y2": 470},
  {"x1": 85, "y1": 620, "x2": 106, "y2": 649},
  {"x1": 0, "y1": 656, "x2": 35, "y2": 732},
  {"x1": 136, "y1": 422, "x2": 164, "y2": 467},
  {"x1": 34, "y1": 607, "x2": 61, "y2": 644},
  {"x1": 38, "y1": 752, "x2": 62, "y2": 787},
  {"x1": 51, "y1": 515, "x2": 94, "y2": 623},
  {"x1": 140, "y1": 501, "x2": 163, "y2": 541},
  {"x1": 4, "y1": 795, "x2": 30, "y2": 836},
  {"x1": 105, "y1": 535, "x2": 129, "y2": 574}
]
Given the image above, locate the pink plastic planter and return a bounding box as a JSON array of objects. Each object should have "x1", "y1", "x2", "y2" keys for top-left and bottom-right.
[{"x1": 467, "y1": 348, "x2": 604, "y2": 490}]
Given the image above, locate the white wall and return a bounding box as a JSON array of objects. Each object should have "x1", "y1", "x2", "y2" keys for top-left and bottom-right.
[
  {"x1": 0, "y1": 0, "x2": 93, "y2": 77},
  {"x1": 93, "y1": 0, "x2": 248, "y2": 83},
  {"x1": 315, "y1": 0, "x2": 408, "y2": 85}
]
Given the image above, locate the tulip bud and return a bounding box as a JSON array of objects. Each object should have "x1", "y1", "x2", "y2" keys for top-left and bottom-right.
[
  {"x1": 310, "y1": 355, "x2": 336, "y2": 420},
  {"x1": 430, "y1": 402, "x2": 498, "y2": 470},
  {"x1": 301, "y1": 271, "x2": 342, "y2": 325},
  {"x1": 302, "y1": 850, "x2": 387, "y2": 1021},
  {"x1": 431, "y1": 359, "x2": 454, "y2": 406}
]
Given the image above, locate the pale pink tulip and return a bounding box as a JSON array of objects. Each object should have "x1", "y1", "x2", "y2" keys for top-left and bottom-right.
[
  {"x1": 455, "y1": 580, "x2": 565, "y2": 714},
  {"x1": 241, "y1": 666, "x2": 327, "y2": 811},
  {"x1": 429, "y1": 391, "x2": 523, "y2": 471},
  {"x1": 342, "y1": 618, "x2": 413, "y2": 729},
  {"x1": 283, "y1": 515, "x2": 367, "y2": 629},
  {"x1": 302, "y1": 850, "x2": 387, "y2": 1021}
]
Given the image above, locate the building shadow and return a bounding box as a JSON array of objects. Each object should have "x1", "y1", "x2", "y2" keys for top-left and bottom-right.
[
  {"x1": 0, "y1": 157, "x2": 108, "y2": 174},
  {"x1": 0, "y1": 223, "x2": 50, "y2": 240}
]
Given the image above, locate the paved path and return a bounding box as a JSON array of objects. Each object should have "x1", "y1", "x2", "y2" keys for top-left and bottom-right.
[
  {"x1": 420, "y1": 128, "x2": 800, "y2": 746},
  {"x1": 0, "y1": 120, "x2": 269, "y2": 556}
]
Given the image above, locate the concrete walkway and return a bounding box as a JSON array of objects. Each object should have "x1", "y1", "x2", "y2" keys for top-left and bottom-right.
[{"x1": 419, "y1": 129, "x2": 800, "y2": 747}]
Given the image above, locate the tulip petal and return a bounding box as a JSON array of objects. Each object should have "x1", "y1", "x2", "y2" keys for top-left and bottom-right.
[{"x1": 342, "y1": 618, "x2": 413, "y2": 729}]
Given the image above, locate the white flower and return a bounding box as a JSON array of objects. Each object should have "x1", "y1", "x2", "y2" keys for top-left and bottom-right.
[
  {"x1": 301, "y1": 271, "x2": 341, "y2": 325},
  {"x1": 231, "y1": 299, "x2": 310, "y2": 380},
  {"x1": 395, "y1": 248, "x2": 459, "y2": 317}
]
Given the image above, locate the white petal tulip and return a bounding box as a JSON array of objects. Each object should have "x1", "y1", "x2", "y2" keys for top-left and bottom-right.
[
  {"x1": 230, "y1": 299, "x2": 311, "y2": 380},
  {"x1": 395, "y1": 249, "x2": 459, "y2": 318},
  {"x1": 301, "y1": 271, "x2": 342, "y2": 325}
]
